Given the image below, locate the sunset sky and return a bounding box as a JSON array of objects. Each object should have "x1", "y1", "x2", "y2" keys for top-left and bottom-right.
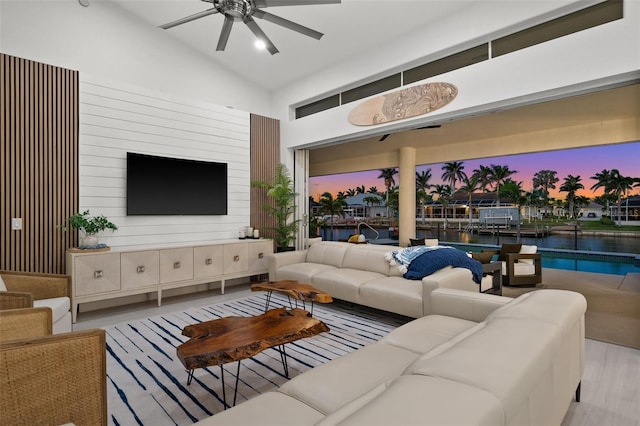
[{"x1": 309, "y1": 141, "x2": 640, "y2": 201}]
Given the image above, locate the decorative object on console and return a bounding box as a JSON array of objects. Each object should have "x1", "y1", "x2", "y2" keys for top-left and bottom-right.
[
  {"x1": 252, "y1": 163, "x2": 300, "y2": 252},
  {"x1": 159, "y1": 0, "x2": 341, "y2": 55},
  {"x1": 348, "y1": 82, "x2": 458, "y2": 126},
  {"x1": 61, "y1": 210, "x2": 117, "y2": 249}
]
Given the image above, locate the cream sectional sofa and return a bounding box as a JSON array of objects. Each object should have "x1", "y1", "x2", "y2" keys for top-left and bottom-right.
[
  {"x1": 196, "y1": 288, "x2": 586, "y2": 426},
  {"x1": 268, "y1": 241, "x2": 495, "y2": 318}
]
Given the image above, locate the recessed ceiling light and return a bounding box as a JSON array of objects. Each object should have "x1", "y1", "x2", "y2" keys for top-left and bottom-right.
[{"x1": 254, "y1": 40, "x2": 266, "y2": 50}]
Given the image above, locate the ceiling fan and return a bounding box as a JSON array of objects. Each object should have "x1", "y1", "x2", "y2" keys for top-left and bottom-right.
[{"x1": 159, "y1": 0, "x2": 341, "y2": 55}]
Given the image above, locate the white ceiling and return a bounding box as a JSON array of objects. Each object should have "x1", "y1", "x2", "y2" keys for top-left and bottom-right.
[{"x1": 110, "y1": 0, "x2": 474, "y2": 91}]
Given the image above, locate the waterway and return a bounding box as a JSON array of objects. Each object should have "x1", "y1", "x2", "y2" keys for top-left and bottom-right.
[{"x1": 321, "y1": 227, "x2": 639, "y2": 253}]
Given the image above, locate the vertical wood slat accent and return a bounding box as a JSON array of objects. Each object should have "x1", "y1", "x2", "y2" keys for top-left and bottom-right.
[
  {"x1": 0, "y1": 53, "x2": 78, "y2": 274},
  {"x1": 250, "y1": 114, "x2": 280, "y2": 251}
]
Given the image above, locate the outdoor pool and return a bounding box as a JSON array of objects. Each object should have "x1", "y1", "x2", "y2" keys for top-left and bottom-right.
[{"x1": 447, "y1": 243, "x2": 639, "y2": 276}]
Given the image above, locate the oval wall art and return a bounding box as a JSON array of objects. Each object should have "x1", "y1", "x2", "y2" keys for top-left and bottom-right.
[{"x1": 348, "y1": 82, "x2": 458, "y2": 126}]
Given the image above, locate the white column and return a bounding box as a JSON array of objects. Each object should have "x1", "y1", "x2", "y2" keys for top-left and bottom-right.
[
  {"x1": 294, "y1": 149, "x2": 309, "y2": 250},
  {"x1": 398, "y1": 147, "x2": 416, "y2": 247}
]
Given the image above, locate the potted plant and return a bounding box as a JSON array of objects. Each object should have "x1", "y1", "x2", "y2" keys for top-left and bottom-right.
[
  {"x1": 63, "y1": 210, "x2": 118, "y2": 247},
  {"x1": 252, "y1": 163, "x2": 300, "y2": 252}
]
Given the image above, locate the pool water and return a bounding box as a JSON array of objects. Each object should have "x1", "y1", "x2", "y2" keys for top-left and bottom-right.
[
  {"x1": 443, "y1": 243, "x2": 638, "y2": 276},
  {"x1": 541, "y1": 254, "x2": 637, "y2": 275}
]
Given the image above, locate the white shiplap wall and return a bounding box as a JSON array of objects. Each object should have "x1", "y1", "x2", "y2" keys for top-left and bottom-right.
[{"x1": 79, "y1": 74, "x2": 251, "y2": 249}]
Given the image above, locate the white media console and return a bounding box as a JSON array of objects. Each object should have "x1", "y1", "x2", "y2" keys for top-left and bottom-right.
[{"x1": 67, "y1": 239, "x2": 273, "y2": 323}]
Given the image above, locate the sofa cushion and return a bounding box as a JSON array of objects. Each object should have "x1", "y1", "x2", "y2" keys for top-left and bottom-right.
[
  {"x1": 406, "y1": 318, "x2": 561, "y2": 424},
  {"x1": 501, "y1": 261, "x2": 535, "y2": 276},
  {"x1": 193, "y1": 391, "x2": 324, "y2": 426},
  {"x1": 305, "y1": 242, "x2": 348, "y2": 268},
  {"x1": 276, "y1": 263, "x2": 337, "y2": 284},
  {"x1": 518, "y1": 244, "x2": 537, "y2": 264},
  {"x1": 312, "y1": 269, "x2": 384, "y2": 302},
  {"x1": 379, "y1": 314, "x2": 478, "y2": 354},
  {"x1": 409, "y1": 238, "x2": 439, "y2": 247},
  {"x1": 279, "y1": 343, "x2": 419, "y2": 415},
  {"x1": 472, "y1": 251, "x2": 494, "y2": 264},
  {"x1": 33, "y1": 296, "x2": 69, "y2": 322},
  {"x1": 487, "y1": 289, "x2": 586, "y2": 336},
  {"x1": 333, "y1": 375, "x2": 505, "y2": 426},
  {"x1": 359, "y1": 277, "x2": 423, "y2": 318},
  {"x1": 342, "y1": 245, "x2": 391, "y2": 276}
]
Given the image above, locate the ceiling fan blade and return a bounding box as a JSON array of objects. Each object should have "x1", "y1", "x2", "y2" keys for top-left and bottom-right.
[
  {"x1": 255, "y1": 0, "x2": 341, "y2": 7},
  {"x1": 379, "y1": 134, "x2": 390, "y2": 142},
  {"x1": 253, "y1": 9, "x2": 323, "y2": 40},
  {"x1": 243, "y1": 16, "x2": 279, "y2": 55},
  {"x1": 159, "y1": 7, "x2": 219, "y2": 30},
  {"x1": 415, "y1": 125, "x2": 442, "y2": 130},
  {"x1": 216, "y1": 15, "x2": 234, "y2": 51}
]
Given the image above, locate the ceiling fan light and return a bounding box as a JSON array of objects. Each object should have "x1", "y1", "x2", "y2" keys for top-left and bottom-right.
[{"x1": 254, "y1": 39, "x2": 267, "y2": 50}]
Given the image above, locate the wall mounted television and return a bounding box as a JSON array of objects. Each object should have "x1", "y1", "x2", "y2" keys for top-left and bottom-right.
[{"x1": 127, "y1": 152, "x2": 228, "y2": 215}]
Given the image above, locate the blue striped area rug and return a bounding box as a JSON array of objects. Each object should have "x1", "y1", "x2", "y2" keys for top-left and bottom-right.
[{"x1": 104, "y1": 293, "x2": 410, "y2": 425}]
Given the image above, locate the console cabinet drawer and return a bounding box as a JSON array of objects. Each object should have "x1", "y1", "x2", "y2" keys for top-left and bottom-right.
[
  {"x1": 224, "y1": 243, "x2": 249, "y2": 274},
  {"x1": 194, "y1": 245, "x2": 224, "y2": 279},
  {"x1": 160, "y1": 247, "x2": 194, "y2": 283},
  {"x1": 121, "y1": 250, "x2": 160, "y2": 289},
  {"x1": 248, "y1": 240, "x2": 273, "y2": 272},
  {"x1": 73, "y1": 253, "x2": 121, "y2": 296}
]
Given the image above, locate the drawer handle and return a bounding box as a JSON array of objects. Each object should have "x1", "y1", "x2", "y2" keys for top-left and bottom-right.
[
  {"x1": 174, "y1": 261, "x2": 181, "y2": 269},
  {"x1": 205, "y1": 258, "x2": 213, "y2": 265},
  {"x1": 234, "y1": 255, "x2": 240, "y2": 262},
  {"x1": 137, "y1": 266, "x2": 145, "y2": 273},
  {"x1": 94, "y1": 270, "x2": 103, "y2": 279},
  {"x1": 258, "y1": 253, "x2": 264, "y2": 259}
]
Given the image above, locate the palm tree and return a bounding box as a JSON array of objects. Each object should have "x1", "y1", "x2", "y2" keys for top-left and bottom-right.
[
  {"x1": 431, "y1": 184, "x2": 452, "y2": 226},
  {"x1": 559, "y1": 175, "x2": 584, "y2": 219},
  {"x1": 415, "y1": 169, "x2": 432, "y2": 223},
  {"x1": 355, "y1": 185, "x2": 366, "y2": 194},
  {"x1": 532, "y1": 169, "x2": 559, "y2": 215},
  {"x1": 473, "y1": 165, "x2": 493, "y2": 193},
  {"x1": 368, "y1": 186, "x2": 379, "y2": 195},
  {"x1": 459, "y1": 175, "x2": 481, "y2": 225},
  {"x1": 574, "y1": 195, "x2": 591, "y2": 219},
  {"x1": 345, "y1": 188, "x2": 357, "y2": 197},
  {"x1": 378, "y1": 168, "x2": 398, "y2": 218},
  {"x1": 608, "y1": 169, "x2": 636, "y2": 226},
  {"x1": 488, "y1": 164, "x2": 517, "y2": 206},
  {"x1": 318, "y1": 191, "x2": 347, "y2": 240},
  {"x1": 441, "y1": 161, "x2": 467, "y2": 194}
]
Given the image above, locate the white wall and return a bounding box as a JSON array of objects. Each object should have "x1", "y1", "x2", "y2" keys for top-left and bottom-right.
[
  {"x1": 272, "y1": 0, "x2": 640, "y2": 156},
  {"x1": 0, "y1": 0, "x2": 271, "y2": 116},
  {"x1": 79, "y1": 74, "x2": 250, "y2": 248}
]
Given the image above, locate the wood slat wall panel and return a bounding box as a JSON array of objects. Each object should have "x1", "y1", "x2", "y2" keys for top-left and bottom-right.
[
  {"x1": 0, "y1": 53, "x2": 78, "y2": 274},
  {"x1": 250, "y1": 114, "x2": 280, "y2": 251}
]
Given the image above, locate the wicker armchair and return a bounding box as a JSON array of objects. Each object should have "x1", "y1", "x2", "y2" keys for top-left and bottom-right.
[
  {"x1": 0, "y1": 329, "x2": 107, "y2": 425},
  {"x1": 0, "y1": 307, "x2": 52, "y2": 342},
  {"x1": 0, "y1": 270, "x2": 72, "y2": 333}
]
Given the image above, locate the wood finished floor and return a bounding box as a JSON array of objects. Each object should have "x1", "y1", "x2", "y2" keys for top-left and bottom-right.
[{"x1": 74, "y1": 282, "x2": 640, "y2": 426}]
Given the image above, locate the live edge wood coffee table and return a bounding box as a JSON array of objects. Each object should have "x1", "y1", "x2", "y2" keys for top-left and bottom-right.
[
  {"x1": 176, "y1": 307, "x2": 329, "y2": 408},
  {"x1": 251, "y1": 280, "x2": 333, "y2": 315}
]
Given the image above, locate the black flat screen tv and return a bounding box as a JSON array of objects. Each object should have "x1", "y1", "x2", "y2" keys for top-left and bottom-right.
[{"x1": 127, "y1": 152, "x2": 227, "y2": 215}]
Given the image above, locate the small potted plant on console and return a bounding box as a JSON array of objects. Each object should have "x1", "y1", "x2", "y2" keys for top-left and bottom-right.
[{"x1": 63, "y1": 210, "x2": 118, "y2": 249}]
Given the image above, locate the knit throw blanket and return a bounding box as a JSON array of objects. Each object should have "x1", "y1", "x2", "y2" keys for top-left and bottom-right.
[
  {"x1": 386, "y1": 246, "x2": 483, "y2": 284},
  {"x1": 385, "y1": 245, "x2": 454, "y2": 274}
]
